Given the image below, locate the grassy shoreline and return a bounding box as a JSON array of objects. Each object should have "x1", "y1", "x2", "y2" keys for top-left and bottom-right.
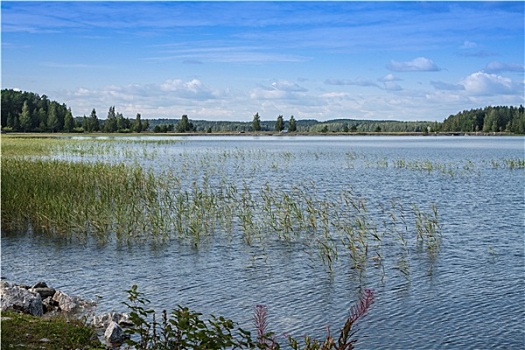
[{"x1": 1, "y1": 311, "x2": 104, "y2": 349}]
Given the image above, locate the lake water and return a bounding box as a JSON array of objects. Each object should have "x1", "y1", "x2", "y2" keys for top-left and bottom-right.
[{"x1": 2, "y1": 136, "x2": 524, "y2": 349}]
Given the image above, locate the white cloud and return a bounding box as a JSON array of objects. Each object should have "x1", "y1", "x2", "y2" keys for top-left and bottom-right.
[
  {"x1": 271, "y1": 80, "x2": 308, "y2": 92},
  {"x1": 320, "y1": 92, "x2": 350, "y2": 99},
  {"x1": 325, "y1": 76, "x2": 402, "y2": 91},
  {"x1": 387, "y1": 57, "x2": 441, "y2": 72},
  {"x1": 148, "y1": 44, "x2": 309, "y2": 64},
  {"x1": 484, "y1": 61, "x2": 525, "y2": 74},
  {"x1": 461, "y1": 72, "x2": 517, "y2": 96},
  {"x1": 63, "y1": 78, "x2": 226, "y2": 118},
  {"x1": 378, "y1": 74, "x2": 401, "y2": 82}
]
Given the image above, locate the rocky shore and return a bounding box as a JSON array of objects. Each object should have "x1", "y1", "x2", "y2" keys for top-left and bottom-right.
[{"x1": 0, "y1": 280, "x2": 131, "y2": 347}]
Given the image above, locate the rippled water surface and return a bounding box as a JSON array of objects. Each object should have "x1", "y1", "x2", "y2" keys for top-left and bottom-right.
[{"x1": 2, "y1": 136, "x2": 524, "y2": 349}]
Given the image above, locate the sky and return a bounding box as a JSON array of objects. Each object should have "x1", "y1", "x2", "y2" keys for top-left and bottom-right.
[{"x1": 1, "y1": 1, "x2": 524, "y2": 122}]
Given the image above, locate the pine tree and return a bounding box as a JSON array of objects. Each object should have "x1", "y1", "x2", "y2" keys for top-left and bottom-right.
[
  {"x1": 176, "y1": 114, "x2": 192, "y2": 132},
  {"x1": 133, "y1": 113, "x2": 143, "y2": 133},
  {"x1": 116, "y1": 112, "x2": 125, "y2": 131},
  {"x1": 47, "y1": 103, "x2": 59, "y2": 132},
  {"x1": 104, "y1": 106, "x2": 117, "y2": 133},
  {"x1": 275, "y1": 115, "x2": 284, "y2": 132},
  {"x1": 288, "y1": 115, "x2": 297, "y2": 132},
  {"x1": 64, "y1": 108, "x2": 74, "y2": 132},
  {"x1": 252, "y1": 113, "x2": 261, "y2": 131},
  {"x1": 88, "y1": 109, "x2": 100, "y2": 132},
  {"x1": 19, "y1": 101, "x2": 32, "y2": 132}
]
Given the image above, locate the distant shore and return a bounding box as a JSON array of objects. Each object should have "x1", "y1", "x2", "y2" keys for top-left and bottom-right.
[{"x1": 2, "y1": 131, "x2": 522, "y2": 138}]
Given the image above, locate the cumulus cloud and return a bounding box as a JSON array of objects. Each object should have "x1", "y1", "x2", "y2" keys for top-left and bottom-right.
[
  {"x1": 159, "y1": 79, "x2": 217, "y2": 99},
  {"x1": 387, "y1": 57, "x2": 441, "y2": 72},
  {"x1": 63, "y1": 78, "x2": 225, "y2": 119},
  {"x1": 484, "y1": 61, "x2": 525, "y2": 74},
  {"x1": 461, "y1": 71, "x2": 516, "y2": 95}
]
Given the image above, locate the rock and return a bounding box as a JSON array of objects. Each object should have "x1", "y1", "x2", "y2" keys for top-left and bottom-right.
[
  {"x1": 93, "y1": 312, "x2": 130, "y2": 328},
  {"x1": 42, "y1": 296, "x2": 59, "y2": 313},
  {"x1": 105, "y1": 321, "x2": 128, "y2": 344},
  {"x1": 52, "y1": 290, "x2": 81, "y2": 312},
  {"x1": 30, "y1": 287, "x2": 56, "y2": 299},
  {"x1": 32, "y1": 281, "x2": 48, "y2": 289},
  {"x1": 52, "y1": 290, "x2": 96, "y2": 314},
  {"x1": 0, "y1": 281, "x2": 43, "y2": 316}
]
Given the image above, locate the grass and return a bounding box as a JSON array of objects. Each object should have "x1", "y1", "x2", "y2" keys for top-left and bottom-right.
[
  {"x1": 1, "y1": 135, "x2": 451, "y2": 279},
  {"x1": 1, "y1": 156, "x2": 163, "y2": 242},
  {"x1": 0, "y1": 311, "x2": 104, "y2": 349}
]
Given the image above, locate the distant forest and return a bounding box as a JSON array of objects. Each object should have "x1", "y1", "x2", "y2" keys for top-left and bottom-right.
[{"x1": 1, "y1": 89, "x2": 524, "y2": 134}]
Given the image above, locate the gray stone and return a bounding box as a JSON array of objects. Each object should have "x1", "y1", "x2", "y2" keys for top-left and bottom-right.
[
  {"x1": 52, "y1": 290, "x2": 81, "y2": 312},
  {"x1": 105, "y1": 321, "x2": 127, "y2": 344},
  {"x1": 0, "y1": 281, "x2": 43, "y2": 316},
  {"x1": 51, "y1": 290, "x2": 96, "y2": 314},
  {"x1": 42, "y1": 296, "x2": 59, "y2": 313},
  {"x1": 93, "y1": 312, "x2": 130, "y2": 328},
  {"x1": 30, "y1": 287, "x2": 56, "y2": 299},
  {"x1": 32, "y1": 281, "x2": 48, "y2": 289}
]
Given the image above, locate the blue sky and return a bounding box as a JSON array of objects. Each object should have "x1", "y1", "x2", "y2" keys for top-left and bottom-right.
[{"x1": 2, "y1": 1, "x2": 524, "y2": 121}]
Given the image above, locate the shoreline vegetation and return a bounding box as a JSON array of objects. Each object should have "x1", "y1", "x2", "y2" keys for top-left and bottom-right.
[
  {"x1": 1, "y1": 130, "x2": 521, "y2": 138},
  {"x1": 2, "y1": 89, "x2": 524, "y2": 135},
  {"x1": 1, "y1": 282, "x2": 374, "y2": 350}
]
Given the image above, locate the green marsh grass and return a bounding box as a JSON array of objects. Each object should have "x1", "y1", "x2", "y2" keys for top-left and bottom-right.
[{"x1": 3, "y1": 136, "x2": 451, "y2": 279}]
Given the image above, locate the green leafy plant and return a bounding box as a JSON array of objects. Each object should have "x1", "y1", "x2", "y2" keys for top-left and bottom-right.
[
  {"x1": 122, "y1": 285, "x2": 374, "y2": 350},
  {"x1": 123, "y1": 285, "x2": 260, "y2": 349}
]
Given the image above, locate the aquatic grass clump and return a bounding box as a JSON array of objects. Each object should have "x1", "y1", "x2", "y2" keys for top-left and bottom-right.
[
  {"x1": 500, "y1": 158, "x2": 525, "y2": 169},
  {"x1": 1, "y1": 135, "x2": 70, "y2": 157},
  {"x1": 1, "y1": 157, "x2": 163, "y2": 242}
]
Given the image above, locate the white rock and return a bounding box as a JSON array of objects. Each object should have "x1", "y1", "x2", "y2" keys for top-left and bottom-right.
[
  {"x1": 105, "y1": 321, "x2": 126, "y2": 344},
  {"x1": 92, "y1": 312, "x2": 130, "y2": 328},
  {"x1": 0, "y1": 282, "x2": 43, "y2": 316}
]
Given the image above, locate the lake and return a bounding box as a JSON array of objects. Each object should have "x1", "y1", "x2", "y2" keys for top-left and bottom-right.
[{"x1": 2, "y1": 135, "x2": 524, "y2": 349}]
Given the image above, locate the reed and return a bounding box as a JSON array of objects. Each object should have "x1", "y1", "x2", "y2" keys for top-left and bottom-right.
[
  {"x1": 1, "y1": 156, "x2": 165, "y2": 243},
  {"x1": 3, "y1": 136, "x2": 448, "y2": 280}
]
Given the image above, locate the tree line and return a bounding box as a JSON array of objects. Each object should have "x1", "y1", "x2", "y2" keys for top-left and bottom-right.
[
  {"x1": 2, "y1": 89, "x2": 524, "y2": 134},
  {"x1": 1, "y1": 89, "x2": 148, "y2": 133},
  {"x1": 440, "y1": 105, "x2": 524, "y2": 134}
]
